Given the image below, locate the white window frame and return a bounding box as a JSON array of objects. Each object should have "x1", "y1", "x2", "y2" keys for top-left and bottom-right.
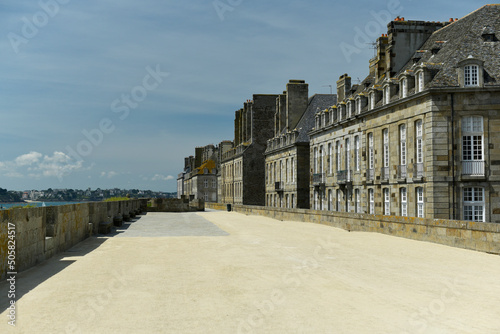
[
  {"x1": 354, "y1": 135, "x2": 360, "y2": 171},
  {"x1": 384, "y1": 188, "x2": 390, "y2": 215},
  {"x1": 400, "y1": 188, "x2": 407, "y2": 217},
  {"x1": 368, "y1": 188, "x2": 374, "y2": 214},
  {"x1": 384, "y1": 85, "x2": 390, "y2": 105},
  {"x1": 417, "y1": 71, "x2": 424, "y2": 92},
  {"x1": 336, "y1": 141, "x2": 341, "y2": 172},
  {"x1": 383, "y1": 129, "x2": 389, "y2": 168},
  {"x1": 463, "y1": 187, "x2": 485, "y2": 222},
  {"x1": 336, "y1": 189, "x2": 341, "y2": 212},
  {"x1": 345, "y1": 138, "x2": 350, "y2": 172},
  {"x1": 400, "y1": 124, "x2": 407, "y2": 166},
  {"x1": 416, "y1": 121, "x2": 423, "y2": 164},
  {"x1": 462, "y1": 116, "x2": 484, "y2": 176},
  {"x1": 355, "y1": 189, "x2": 360, "y2": 213},
  {"x1": 416, "y1": 187, "x2": 424, "y2": 218},
  {"x1": 368, "y1": 133, "x2": 374, "y2": 170},
  {"x1": 464, "y1": 65, "x2": 479, "y2": 87},
  {"x1": 401, "y1": 78, "x2": 407, "y2": 98},
  {"x1": 370, "y1": 92, "x2": 375, "y2": 110},
  {"x1": 328, "y1": 143, "x2": 332, "y2": 174}
]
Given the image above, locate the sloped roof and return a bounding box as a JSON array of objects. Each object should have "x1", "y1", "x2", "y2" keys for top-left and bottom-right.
[
  {"x1": 195, "y1": 160, "x2": 216, "y2": 174},
  {"x1": 398, "y1": 4, "x2": 500, "y2": 87},
  {"x1": 294, "y1": 94, "x2": 337, "y2": 142}
]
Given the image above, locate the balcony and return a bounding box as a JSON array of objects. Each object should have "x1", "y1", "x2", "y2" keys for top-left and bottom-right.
[
  {"x1": 397, "y1": 165, "x2": 407, "y2": 181},
  {"x1": 337, "y1": 170, "x2": 352, "y2": 184},
  {"x1": 367, "y1": 169, "x2": 374, "y2": 181},
  {"x1": 275, "y1": 181, "x2": 284, "y2": 192},
  {"x1": 462, "y1": 161, "x2": 485, "y2": 176},
  {"x1": 413, "y1": 163, "x2": 424, "y2": 179},
  {"x1": 381, "y1": 167, "x2": 390, "y2": 181},
  {"x1": 312, "y1": 173, "x2": 325, "y2": 187}
]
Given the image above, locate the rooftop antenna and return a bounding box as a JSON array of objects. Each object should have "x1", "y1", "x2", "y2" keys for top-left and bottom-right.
[
  {"x1": 322, "y1": 85, "x2": 333, "y2": 94},
  {"x1": 366, "y1": 42, "x2": 377, "y2": 57}
]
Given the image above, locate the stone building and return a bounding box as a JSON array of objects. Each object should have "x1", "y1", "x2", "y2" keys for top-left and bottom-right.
[
  {"x1": 264, "y1": 80, "x2": 336, "y2": 209},
  {"x1": 219, "y1": 94, "x2": 278, "y2": 205},
  {"x1": 309, "y1": 5, "x2": 500, "y2": 222}
]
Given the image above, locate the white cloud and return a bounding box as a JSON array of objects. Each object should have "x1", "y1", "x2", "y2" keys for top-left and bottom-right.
[
  {"x1": 151, "y1": 174, "x2": 174, "y2": 181},
  {"x1": 100, "y1": 171, "x2": 118, "y2": 178},
  {"x1": 0, "y1": 151, "x2": 89, "y2": 180}
]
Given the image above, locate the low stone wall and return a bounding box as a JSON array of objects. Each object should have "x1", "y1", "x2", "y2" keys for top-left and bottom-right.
[
  {"x1": 0, "y1": 199, "x2": 148, "y2": 281},
  {"x1": 148, "y1": 198, "x2": 205, "y2": 212},
  {"x1": 206, "y1": 203, "x2": 500, "y2": 255}
]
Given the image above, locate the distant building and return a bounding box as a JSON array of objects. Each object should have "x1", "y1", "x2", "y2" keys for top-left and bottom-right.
[
  {"x1": 264, "y1": 80, "x2": 336, "y2": 209},
  {"x1": 219, "y1": 94, "x2": 279, "y2": 205}
]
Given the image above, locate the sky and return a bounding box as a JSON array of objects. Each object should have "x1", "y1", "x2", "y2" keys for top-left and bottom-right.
[{"x1": 0, "y1": 0, "x2": 491, "y2": 192}]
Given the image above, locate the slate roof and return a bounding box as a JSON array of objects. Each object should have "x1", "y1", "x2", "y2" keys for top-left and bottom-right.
[
  {"x1": 398, "y1": 4, "x2": 500, "y2": 87},
  {"x1": 295, "y1": 94, "x2": 337, "y2": 142}
]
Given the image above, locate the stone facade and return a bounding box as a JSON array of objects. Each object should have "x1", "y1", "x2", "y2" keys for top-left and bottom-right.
[
  {"x1": 310, "y1": 5, "x2": 500, "y2": 223},
  {"x1": 219, "y1": 94, "x2": 278, "y2": 205},
  {"x1": 264, "y1": 80, "x2": 336, "y2": 209}
]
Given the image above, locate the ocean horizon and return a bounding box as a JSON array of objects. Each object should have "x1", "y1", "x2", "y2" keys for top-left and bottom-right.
[{"x1": 0, "y1": 201, "x2": 86, "y2": 210}]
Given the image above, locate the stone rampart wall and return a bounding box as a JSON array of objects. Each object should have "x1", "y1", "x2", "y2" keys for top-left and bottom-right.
[
  {"x1": 0, "y1": 199, "x2": 147, "y2": 281},
  {"x1": 206, "y1": 203, "x2": 500, "y2": 255}
]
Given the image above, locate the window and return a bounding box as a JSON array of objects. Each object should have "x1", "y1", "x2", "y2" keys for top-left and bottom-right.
[
  {"x1": 313, "y1": 148, "x2": 318, "y2": 173},
  {"x1": 370, "y1": 92, "x2": 375, "y2": 110},
  {"x1": 401, "y1": 78, "x2": 407, "y2": 98},
  {"x1": 383, "y1": 129, "x2": 389, "y2": 168},
  {"x1": 416, "y1": 187, "x2": 424, "y2": 218},
  {"x1": 417, "y1": 71, "x2": 424, "y2": 92},
  {"x1": 384, "y1": 188, "x2": 390, "y2": 215},
  {"x1": 204, "y1": 180, "x2": 208, "y2": 188},
  {"x1": 212, "y1": 179, "x2": 216, "y2": 188},
  {"x1": 345, "y1": 138, "x2": 350, "y2": 172},
  {"x1": 368, "y1": 189, "x2": 375, "y2": 214},
  {"x1": 336, "y1": 141, "x2": 341, "y2": 172},
  {"x1": 291, "y1": 194, "x2": 295, "y2": 209},
  {"x1": 356, "y1": 98, "x2": 362, "y2": 113},
  {"x1": 346, "y1": 189, "x2": 351, "y2": 212},
  {"x1": 336, "y1": 189, "x2": 341, "y2": 212},
  {"x1": 354, "y1": 136, "x2": 360, "y2": 171},
  {"x1": 328, "y1": 143, "x2": 332, "y2": 174},
  {"x1": 400, "y1": 188, "x2": 407, "y2": 216},
  {"x1": 328, "y1": 189, "x2": 332, "y2": 211},
  {"x1": 355, "y1": 189, "x2": 360, "y2": 213},
  {"x1": 462, "y1": 116, "x2": 484, "y2": 176},
  {"x1": 416, "y1": 121, "x2": 423, "y2": 164},
  {"x1": 286, "y1": 159, "x2": 289, "y2": 183},
  {"x1": 384, "y1": 86, "x2": 390, "y2": 104},
  {"x1": 319, "y1": 146, "x2": 324, "y2": 174},
  {"x1": 368, "y1": 133, "x2": 374, "y2": 169},
  {"x1": 463, "y1": 187, "x2": 484, "y2": 222},
  {"x1": 464, "y1": 65, "x2": 479, "y2": 87},
  {"x1": 204, "y1": 193, "x2": 208, "y2": 201},
  {"x1": 291, "y1": 157, "x2": 294, "y2": 182},
  {"x1": 400, "y1": 124, "x2": 406, "y2": 166}
]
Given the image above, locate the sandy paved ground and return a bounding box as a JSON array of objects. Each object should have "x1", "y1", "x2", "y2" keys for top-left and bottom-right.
[{"x1": 1, "y1": 211, "x2": 500, "y2": 333}]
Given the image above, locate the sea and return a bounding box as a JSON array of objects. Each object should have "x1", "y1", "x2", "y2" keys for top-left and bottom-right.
[{"x1": 0, "y1": 201, "x2": 86, "y2": 210}]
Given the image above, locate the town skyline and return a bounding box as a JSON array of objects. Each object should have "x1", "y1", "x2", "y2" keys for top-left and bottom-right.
[{"x1": 0, "y1": 0, "x2": 489, "y2": 192}]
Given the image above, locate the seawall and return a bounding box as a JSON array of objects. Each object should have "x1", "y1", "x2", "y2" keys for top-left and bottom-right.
[
  {"x1": 206, "y1": 203, "x2": 500, "y2": 255},
  {"x1": 0, "y1": 199, "x2": 147, "y2": 281}
]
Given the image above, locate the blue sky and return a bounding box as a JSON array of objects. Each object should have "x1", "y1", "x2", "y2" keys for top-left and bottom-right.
[{"x1": 0, "y1": 0, "x2": 490, "y2": 192}]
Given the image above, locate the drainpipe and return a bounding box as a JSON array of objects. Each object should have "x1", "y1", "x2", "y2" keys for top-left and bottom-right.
[{"x1": 450, "y1": 93, "x2": 456, "y2": 220}]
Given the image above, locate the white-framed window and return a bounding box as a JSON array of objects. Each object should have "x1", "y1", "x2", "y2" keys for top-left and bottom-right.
[
  {"x1": 355, "y1": 189, "x2": 360, "y2": 213},
  {"x1": 313, "y1": 147, "x2": 318, "y2": 174},
  {"x1": 384, "y1": 85, "x2": 390, "y2": 104},
  {"x1": 463, "y1": 187, "x2": 484, "y2": 222},
  {"x1": 347, "y1": 101, "x2": 352, "y2": 118},
  {"x1": 383, "y1": 188, "x2": 390, "y2": 215},
  {"x1": 319, "y1": 145, "x2": 324, "y2": 174},
  {"x1": 464, "y1": 65, "x2": 479, "y2": 87},
  {"x1": 400, "y1": 124, "x2": 407, "y2": 166},
  {"x1": 417, "y1": 71, "x2": 424, "y2": 92},
  {"x1": 383, "y1": 129, "x2": 389, "y2": 168},
  {"x1": 345, "y1": 138, "x2": 350, "y2": 171},
  {"x1": 416, "y1": 121, "x2": 423, "y2": 164},
  {"x1": 354, "y1": 135, "x2": 360, "y2": 171},
  {"x1": 368, "y1": 133, "x2": 374, "y2": 170},
  {"x1": 336, "y1": 141, "x2": 341, "y2": 172},
  {"x1": 462, "y1": 116, "x2": 484, "y2": 175},
  {"x1": 401, "y1": 78, "x2": 407, "y2": 98},
  {"x1": 356, "y1": 97, "x2": 362, "y2": 114},
  {"x1": 328, "y1": 189, "x2": 332, "y2": 211},
  {"x1": 212, "y1": 179, "x2": 216, "y2": 188},
  {"x1": 336, "y1": 189, "x2": 341, "y2": 212},
  {"x1": 416, "y1": 187, "x2": 424, "y2": 218},
  {"x1": 279, "y1": 160, "x2": 283, "y2": 181},
  {"x1": 291, "y1": 157, "x2": 294, "y2": 182},
  {"x1": 370, "y1": 92, "x2": 376, "y2": 110},
  {"x1": 328, "y1": 143, "x2": 332, "y2": 174},
  {"x1": 204, "y1": 180, "x2": 208, "y2": 188},
  {"x1": 346, "y1": 189, "x2": 351, "y2": 212},
  {"x1": 286, "y1": 159, "x2": 289, "y2": 183},
  {"x1": 368, "y1": 188, "x2": 375, "y2": 214},
  {"x1": 400, "y1": 188, "x2": 407, "y2": 217},
  {"x1": 204, "y1": 193, "x2": 208, "y2": 201}
]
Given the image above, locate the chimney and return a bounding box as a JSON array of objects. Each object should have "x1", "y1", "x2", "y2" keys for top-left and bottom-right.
[
  {"x1": 194, "y1": 148, "x2": 203, "y2": 168},
  {"x1": 285, "y1": 80, "x2": 309, "y2": 131},
  {"x1": 336, "y1": 74, "x2": 351, "y2": 102}
]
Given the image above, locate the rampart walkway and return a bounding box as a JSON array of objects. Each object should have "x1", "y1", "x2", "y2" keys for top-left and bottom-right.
[{"x1": 1, "y1": 211, "x2": 500, "y2": 333}]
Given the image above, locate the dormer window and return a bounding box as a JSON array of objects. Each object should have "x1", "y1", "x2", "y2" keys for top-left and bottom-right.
[
  {"x1": 457, "y1": 57, "x2": 484, "y2": 88},
  {"x1": 416, "y1": 71, "x2": 424, "y2": 92},
  {"x1": 464, "y1": 65, "x2": 479, "y2": 87},
  {"x1": 356, "y1": 97, "x2": 361, "y2": 113},
  {"x1": 384, "y1": 85, "x2": 390, "y2": 105},
  {"x1": 370, "y1": 92, "x2": 375, "y2": 110},
  {"x1": 481, "y1": 26, "x2": 497, "y2": 42},
  {"x1": 401, "y1": 78, "x2": 407, "y2": 98}
]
